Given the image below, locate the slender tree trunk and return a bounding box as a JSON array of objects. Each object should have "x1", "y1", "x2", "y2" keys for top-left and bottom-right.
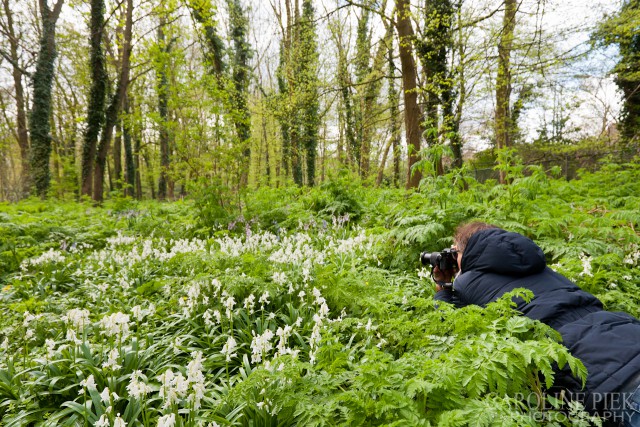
[
  {"x1": 1, "y1": 0, "x2": 30, "y2": 197},
  {"x1": 81, "y1": 0, "x2": 106, "y2": 197},
  {"x1": 157, "y1": 16, "x2": 170, "y2": 200},
  {"x1": 228, "y1": 0, "x2": 251, "y2": 186},
  {"x1": 134, "y1": 127, "x2": 142, "y2": 199},
  {"x1": 376, "y1": 135, "x2": 394, "y2": 186},
  {"x1": 395, "y1": 0, "x2": 423, "y2": 189},
  {"x1": 361, "y1": 20, "x2": 393, "y2": 181},
  {"x1": 143, "y1": 146, "x2": 155, "y2": 199},
  {"x1": 93, "y1": 0, "x2": 132, "y2": 202},
  {"x1": 28, "y1": 0, "x2": 64, "y2": 198},
  {"x1": 187, "y1": 0, "x2": 224, "y2": 75},
  {"x1": 301, "y1": 0, "x2": 319, "y2": 186},
  {"x1": 495, "y1": 0, "x2": 517, "y2": 183},
  {"x1": 388, "y1": 41, "x2": 401, "y2": 187},
  {"x1": 113, "y1": 121, "x2": 122, "y2": 188},
  {"x1": 123, "y1": 97, "x2": 136, "y2": 197}
]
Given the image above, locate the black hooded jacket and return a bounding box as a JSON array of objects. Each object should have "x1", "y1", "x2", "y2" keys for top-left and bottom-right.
[{"x1": 434, "y1": 228, "x2": 640, "y2": 412}]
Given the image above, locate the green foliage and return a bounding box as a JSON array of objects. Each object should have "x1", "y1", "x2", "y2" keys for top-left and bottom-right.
[
  {"x1": 4, "y1": 165, "x2": 640, "y2": 425},
  {"x1": 593, "y1": 0, "x2": 640, "y2": 140}
]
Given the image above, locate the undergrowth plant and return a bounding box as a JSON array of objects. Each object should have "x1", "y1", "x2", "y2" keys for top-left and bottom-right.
[{"x1": 2, "y1": 163, "x2": 639, "y2": 425}]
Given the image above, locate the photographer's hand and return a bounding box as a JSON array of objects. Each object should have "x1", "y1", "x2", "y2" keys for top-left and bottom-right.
[{"x1": 432, "y1": 266, "x2": 458, "y2": 291}]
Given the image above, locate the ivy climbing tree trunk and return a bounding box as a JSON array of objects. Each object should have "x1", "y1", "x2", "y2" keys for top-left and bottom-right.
[
  {"x1": 188, "y1": 0, "x2": 224, "y2": 76},
  {"x1": 81, "y1": 0, "x2": 106, "y2": 197},
  {"x1": 388, "y1": 36, "x2": 401, "y2": 186},
  {"x1": 495, "y1": 0, "x2": 517, "y2": 183},
  {"x1": 93, "y1": 0, "x2": 133, "y2": 202},
  {"x1": 28, "y1": 0, "x2": 64, "y2": 198},
  {"x1": 122, "y1": 96, "x2": 136, "y2": 197},
  {"x1": 300, "y1": 0, "x2": 319, "y2": 186},
  {"x1": 0, "y1": 0, "x2": 30, "y2": 197},
  {"x1": 228, "y1": 0, "x2": 252, "y2": 186},
  {"x1": 395, "y1": 0, "x2": 423, "y2": 189},
  {"x1": 156, "y1": 16, "x2": 171, "y2": 201}
]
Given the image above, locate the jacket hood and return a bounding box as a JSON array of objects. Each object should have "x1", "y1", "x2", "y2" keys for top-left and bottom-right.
[{"x1": 461, "y1": 228, "x2": 546, "y2": 275}]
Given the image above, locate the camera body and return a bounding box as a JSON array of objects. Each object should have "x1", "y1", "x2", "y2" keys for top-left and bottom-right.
[{"x1": 421, "y1": 248, "x2": 458, "y2": 272}]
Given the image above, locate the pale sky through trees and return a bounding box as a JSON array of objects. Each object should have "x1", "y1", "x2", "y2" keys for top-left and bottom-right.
[{"x1": 1, "y1": 0, "x2": 626, "y2": 153}]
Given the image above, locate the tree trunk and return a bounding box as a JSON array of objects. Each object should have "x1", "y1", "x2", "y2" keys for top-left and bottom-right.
[
  {"x1": 157, "y1": 16, "x2": 170, "y2": 200},
  {"x1": 376, "y1": 135, "x2": 394, "y2": 186},
  {"x1": 388, "y1": 40, "x2": 401, "y2": 187},
  {"x1": 495, "y1": 0, "x2": 517, "y2": 183},
  {"x1": 395, "y1": 0, "x2": 423, "y2": 189},
  {"x1": 133, "y1": 125, "x2": 142, "y2": 199},
  {"x1": 143, "y1": 146, "x2": 155, "y2": 199},
  {"x1": 93, "y1": 0, "x2": 132, "y2": 202},
  {"x1": 123, "y1": 97, "x2": 136, "y2": 197},
  {"x1": 187, "y1": 0, "x2": 224, "y2": 75},
  {"x1": 80, "y1": 0, "x2": 106, "y2": 197},
  {"x1": 113, "y1": 121, "x2": 122, "y2": 188},
  {"x1": 28, "y1": 0, "x2": 64, "y2": 198},
  {"x1": 228, "y1": 0, "x2": 251, "y2": 187},
  {"x1": 361, "y1": 14, "x2": 392, "y2": 180},
  {"x1": 1, "y1": 0, "x2": 30, "y2": 197}
]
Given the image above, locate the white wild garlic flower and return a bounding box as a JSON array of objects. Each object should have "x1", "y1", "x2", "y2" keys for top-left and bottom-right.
[
  {"x1": 79, "y1": 374, "x2": 96, "y2": 394},
  {"x1": 113, "y1": 413, "x2": 127, "y2": 427},
  {"x1": 127, "y1": 370, "x2": 152, "y2": 400},
  {"x1": 103, "y1": 347, "x2": 121, "y2": 371},
  {"x1": 250, "y1": 329, "x2": 274, "y2": 364},
  {"x1": 100, "y1": 312, "x2": 130, "y2": 340},
  {"x1": 157, "y1": 413, "x2": 176, "y2": 427},
  {"x1": 221, "y1": 336, "x2": 238, "y2": 362},
  {"x1": 63, "y1": 308, "x2": 90, "y2": 331}
]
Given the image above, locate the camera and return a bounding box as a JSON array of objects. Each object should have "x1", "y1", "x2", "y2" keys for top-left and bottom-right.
[{"x1": 421, "y1": 248, "x2": 458, "y2": 272}]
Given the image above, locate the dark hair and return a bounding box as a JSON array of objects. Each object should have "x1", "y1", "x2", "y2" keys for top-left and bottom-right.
[{"x1": 453, "y1": 221, "x2": 498, "y2": 253}]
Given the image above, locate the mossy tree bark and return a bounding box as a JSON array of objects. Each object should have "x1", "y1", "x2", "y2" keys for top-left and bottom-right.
[
  {"x1": 80, "y1": 0, "x2": 106, "y2": 197},
  {"x1": 93, "y1": 0, "x2": 133, "y2": 202},
  {"x1": 28, "y1": 0, "x2": 64, "y2": 198}
]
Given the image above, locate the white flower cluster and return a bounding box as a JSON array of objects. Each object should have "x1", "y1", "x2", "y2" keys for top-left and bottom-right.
[
  {"x1": 579, "y1": 253, "x2": 593, "y2": 277},
  {"x1": 244, "y1": 294, "x2": 256, "y2": 314},
  {"x1": 332, "y1": 229, "x2": 373, "y2": 255},
  {"x1": 45, "y1": 338, "x2": 56, "y2": 358},
  {"x1": 90, "y1": 237, "x2": 207, "y2": 267},
  {"x1": 269, "y1": 233, "x2": 325, "y2": 267},
  {"x1": 275, "y1": 325, "x2": 297, "y2": 358},
  {"x1": 308, "y1": 288, "x2": 331, "y2": 364},
  {"x1": 203, "y1": 309, "x2": 222, "y2": 327},
  {"x1": 624, "y1": 244, "x2": 640, "y2": 266},
  {"x1": 158, "y1": 353, "x2": 206, "y2": 412},
  {"x1": 21, "y1": 248, "x2": 65, "y2": 270},
  {"x1": 127, "y1": 370, "x2": 152, "y2": 400},
  {"x1": 221, "y1": 336, "x2": 238, "y2": 362},
  {"x1": 96, "y1": 413, "x2": 127, "y2": 427},
  {"x1": 250, "y1": 329, "x2": 274, "y2": 363},
  {"x1": 186, "y1": 351, "x2": 206, "y2": 410},
  {"x1": 106, "y1": 231, "x2": 137, "y2": 247},
  {"x1": 216, "y1": 232, "x2": 279, "y2": 257},
  {"x1": 100, "y1": 312, "x2": 130, "y2": 340},
  {"x1": 79, "y1": 374, "x2": 97, "y2": 394},
  {"x1": 157, "y1": 414, "x2": 176, "y2": 427},
  {"x1": 131, "y1": 304, "x2": 155, "y2": 322},
  {"x1": 272, "y1": 271, "x2": 287, "y2": 286},
  {"x1": 63, "y1": 308, "x2": 91, "y2": 345},
  {"x1": 66, "y1": 242, "x2": 93, "y2": 253},
  {"x1": 103, "y1": 347, "x2": 121, "y2": 371},
  {"x1": 179, "y1": 281, "x2": 208, "y2": 315},
  {"x1": 159, "y1": 369, "x2": 189, "y2": 409},
  {"x1": 22, "y1": 311, "x2": 42, "y2": 341},
  {"x1": 222, "y1": 291, "x2": 236, "y2": 319}
]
